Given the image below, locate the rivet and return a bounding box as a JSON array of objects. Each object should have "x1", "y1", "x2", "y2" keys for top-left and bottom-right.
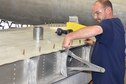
[
  {"x1": 53, "y1": 44, "x2": 55, "y2": 49},
  {"x1": 39, "y1": 46, "x2": 41, "y2": 52},
  {"x1": 23, "y1": 49, "x2": 25, "y2": 55}
]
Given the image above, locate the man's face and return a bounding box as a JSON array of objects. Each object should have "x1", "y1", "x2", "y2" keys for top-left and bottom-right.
[{"x1": 92, "y1": 2, "x2": 107, "y2": 23}]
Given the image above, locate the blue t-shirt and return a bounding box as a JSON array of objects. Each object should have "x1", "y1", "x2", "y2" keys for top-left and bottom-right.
[{"x1": 91, "y1": 18, "x2": 125, "y2": 84}]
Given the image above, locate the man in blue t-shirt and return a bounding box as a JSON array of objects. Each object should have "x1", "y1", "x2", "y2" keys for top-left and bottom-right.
[{"x1": 63, "y1": 0, "x2": 125, "y2": 84}]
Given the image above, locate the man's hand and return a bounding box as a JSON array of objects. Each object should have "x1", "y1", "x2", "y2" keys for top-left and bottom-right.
[
  {"x1": 62, "y1": 35, "x2": 72, "y2": 48},
  {"x1": 84, "y1": 38, "x2": 95, "y2": 45}
]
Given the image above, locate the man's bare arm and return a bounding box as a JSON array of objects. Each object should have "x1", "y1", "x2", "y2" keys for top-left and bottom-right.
[{"x1": 63, "y1": 25, "x2": 103, "y2": 48}]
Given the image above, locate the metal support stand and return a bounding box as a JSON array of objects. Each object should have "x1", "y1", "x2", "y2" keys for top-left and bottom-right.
[{"x1": 67, "y1": 49, "x2": 105, "y2": 73}]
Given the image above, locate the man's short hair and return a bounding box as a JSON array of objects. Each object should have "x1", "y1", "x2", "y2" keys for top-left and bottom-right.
[{"x1": 98, "y1": 0, "x2": 113, "y2": 10}]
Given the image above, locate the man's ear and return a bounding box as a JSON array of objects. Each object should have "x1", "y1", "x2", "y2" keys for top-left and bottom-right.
[{"x1": 106, "y1": 7, "x2": 112, "y2": 14}]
